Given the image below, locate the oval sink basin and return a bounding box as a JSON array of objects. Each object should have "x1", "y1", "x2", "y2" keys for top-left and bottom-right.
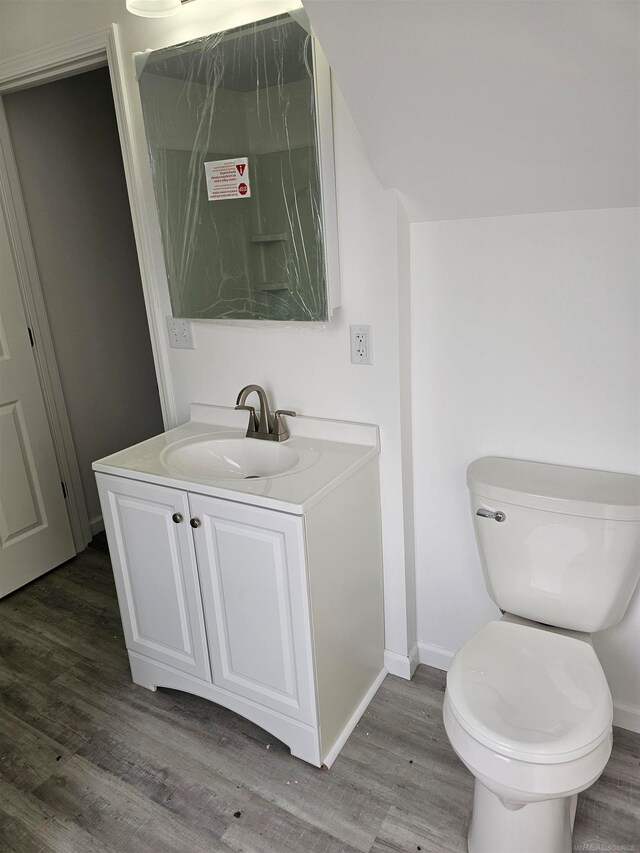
[{"x1": 162, "y1": 437, "x2": 300, "y2": 480}]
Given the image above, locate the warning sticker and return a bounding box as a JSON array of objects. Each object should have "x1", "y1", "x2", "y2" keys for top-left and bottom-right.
[{"x1": 204, "y1": 157, "x2": 251, "y2": 201}]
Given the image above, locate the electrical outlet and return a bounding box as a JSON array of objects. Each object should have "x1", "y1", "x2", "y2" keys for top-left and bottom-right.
[
  {"x1": 167, "y1": 316, "x2": 195, "y2": 349},
  {"x1": 350, "y1": 324, "x2": 373, "y2": 365}
]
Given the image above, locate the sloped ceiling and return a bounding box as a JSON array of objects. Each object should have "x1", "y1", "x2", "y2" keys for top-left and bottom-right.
[{"x1": 304, "y1": 0, "x2": 640, "y2": 222}]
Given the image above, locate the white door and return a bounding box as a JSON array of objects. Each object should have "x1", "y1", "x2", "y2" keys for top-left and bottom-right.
[
  {"x1": 0, "y1": 202, "x2": 75, "y2": 596},
  {"x1": 190, "y1": 494, "x2": 316, "y2": 724},
  {"x1": 97, "y1": 474, "x2": 211, "y2": 681}
]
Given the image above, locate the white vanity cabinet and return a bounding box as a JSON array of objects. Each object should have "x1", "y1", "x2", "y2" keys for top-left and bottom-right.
[
  {"x1": 95, "y1": 432, "x2": 384, "y2": 769},
  {"x1": 96, "y1": 477, "x2": 211, "y2": 681},
  {"x1": 190, "y1": 494, "x2": 316, "y2": 725}
]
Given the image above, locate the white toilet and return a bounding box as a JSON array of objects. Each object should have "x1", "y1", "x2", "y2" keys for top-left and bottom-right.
[{"x1": 443, "y1": 456, "x2": 640, "y2": 853}]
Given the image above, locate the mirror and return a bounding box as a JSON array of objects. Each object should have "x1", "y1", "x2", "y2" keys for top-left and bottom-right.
[{"x1": 137, "y1": 13, "x2": 339, "y2": 322}]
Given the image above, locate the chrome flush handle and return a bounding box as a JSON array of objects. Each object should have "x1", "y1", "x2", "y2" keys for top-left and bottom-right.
[{"x1": 476, "y1": 508, "x2": 506, "y2": 523}]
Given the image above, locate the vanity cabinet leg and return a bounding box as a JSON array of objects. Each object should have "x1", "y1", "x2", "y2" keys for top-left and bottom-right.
[
  {"x1": 135, "y1": 681, "x2": 158, "y2": 692},
  {"x1": 129, "y1": 652, "x2": 158, "y2": 691}
]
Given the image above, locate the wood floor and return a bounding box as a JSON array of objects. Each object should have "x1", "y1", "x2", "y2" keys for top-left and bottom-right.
[{"x1": 1, "y1": 537, "x2": 638, "y2": 853}]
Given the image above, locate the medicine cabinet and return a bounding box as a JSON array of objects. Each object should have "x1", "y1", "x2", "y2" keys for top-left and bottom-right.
[{"x1": 137, "y1": 13, "x2": 340, "y2": 323}]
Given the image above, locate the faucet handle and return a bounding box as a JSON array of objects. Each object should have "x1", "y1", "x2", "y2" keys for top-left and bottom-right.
[
  {"x1": 273, "y1": 409, "x2": 296, "y2": 440},
  {"x1": 235, "y1": 404, "x2": 258, "y2": 433}
]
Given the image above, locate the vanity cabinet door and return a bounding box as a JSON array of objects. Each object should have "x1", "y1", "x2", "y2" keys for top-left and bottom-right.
[
  {"x1": 97, "y1": 474, "x2": 211, "y2": 681},
  {"x1": 189, "y1": 494, "x2": 316, "y2": 725}
]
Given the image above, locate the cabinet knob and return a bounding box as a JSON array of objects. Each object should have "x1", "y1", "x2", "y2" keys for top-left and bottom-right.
[
  {"x1": 190, "y1": 518, "x2": 201, "y2": 528},
  {"x1": 172, "y1": 513, "x2": 183, "y2": 524}
]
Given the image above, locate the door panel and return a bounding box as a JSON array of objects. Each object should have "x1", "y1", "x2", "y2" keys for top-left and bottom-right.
[
  {"x1": 0, "y1": 199, "x2": 74, "y2": 595},
  {"x1": 97, "y1": 474, "x2": 210, "y2": 680},
  {"x1": 190, "y1": 494, "x2": 315, "y2": 724},
  {"x1": 0, "y1": 401, "x2": 45, "y2": 541}
]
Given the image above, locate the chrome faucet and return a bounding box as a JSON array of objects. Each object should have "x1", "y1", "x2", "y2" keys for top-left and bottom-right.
[{"x1": 235, "y1": 384, "x2": 296, "y2": 441}]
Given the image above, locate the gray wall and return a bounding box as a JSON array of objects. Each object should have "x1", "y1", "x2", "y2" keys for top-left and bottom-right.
[{"x1": 4, "y1": 67, "x2": 164, "y2": 527}]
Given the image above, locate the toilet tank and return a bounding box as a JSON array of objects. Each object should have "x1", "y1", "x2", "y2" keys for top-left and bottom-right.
[{"x1": 467, "y1": 457, "x2": 640, "y2": 633}]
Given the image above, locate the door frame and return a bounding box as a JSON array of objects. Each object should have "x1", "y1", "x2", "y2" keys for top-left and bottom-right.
[{"x1": 0, "y1": 26, "x2": 177, "y2": 551}]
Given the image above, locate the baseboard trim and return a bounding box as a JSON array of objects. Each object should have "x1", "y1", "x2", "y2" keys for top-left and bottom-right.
[
  {"x1": 409, "y1": 641, "x2": 420, "y2": 677},
  {"x1": 613, "y1": 699, "x2": 640, "y2": 734},
  {"x1": 321, "y1": 666, "x2": 388, "y2": 768},
  {"x1": 418, "y1": 641, "x2": 455, "y2": 672},
  {"x1": 89, "y1": 514, "x2": 104, "y2": 536},
  {"x1": 384, "y1": 642, "x2": 419, "y2": 680}
]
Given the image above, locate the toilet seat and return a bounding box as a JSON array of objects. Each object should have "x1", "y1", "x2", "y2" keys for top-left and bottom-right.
[{"x1": 446, "y1": 621, "x2": 612, "y2": 764}]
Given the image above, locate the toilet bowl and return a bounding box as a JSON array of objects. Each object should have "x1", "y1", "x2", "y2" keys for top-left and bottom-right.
[
  {"x1": 444, "y1": 619, "x2": 613, "y2": 853},
  {"x1": 443, "y1": 457, "x2": 640, "y2": 853}
]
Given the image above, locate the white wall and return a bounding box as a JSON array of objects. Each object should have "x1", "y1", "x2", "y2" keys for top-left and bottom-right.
[
  {"x1": 411, "y1": 207, "x2": 640, "y2": 726},
  {"x1": 1, "y1": 0, "x2": 637, "y2": 730},
  {"x1": 304, "y1": 0, "x2": 640, "y2": 222},
  {"x1": 307, "y1": 0, "x2": 640, "y2": 729},
  {"x1": 0, "y1": 0, "x2": 417, "y2": 666}
]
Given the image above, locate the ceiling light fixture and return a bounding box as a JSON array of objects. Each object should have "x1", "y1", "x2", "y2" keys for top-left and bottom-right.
[{"x1": 126, "y1": 0, "x2": 182, "y2": 18}]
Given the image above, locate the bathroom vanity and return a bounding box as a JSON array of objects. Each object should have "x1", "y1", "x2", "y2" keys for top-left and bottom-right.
[{"x1": 93, "y1": 404, "x2": 384, "y2": 767}]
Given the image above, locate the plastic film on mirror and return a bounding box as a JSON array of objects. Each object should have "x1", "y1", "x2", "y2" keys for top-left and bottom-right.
[{"x1": 137, "y1": 13, "x2": 329, "y2": 323}]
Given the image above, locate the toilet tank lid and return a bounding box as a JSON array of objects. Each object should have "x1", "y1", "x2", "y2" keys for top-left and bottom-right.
[{"x1": 467, "y1": 457, "x2": 640, "y2": 521}]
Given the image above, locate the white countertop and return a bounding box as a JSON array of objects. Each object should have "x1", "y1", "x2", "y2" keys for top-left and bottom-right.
[{"x1": 92, "y1": 404, "x2": 380, "y2": 514}]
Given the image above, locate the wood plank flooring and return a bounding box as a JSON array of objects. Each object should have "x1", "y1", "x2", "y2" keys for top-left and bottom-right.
[{"x1": 1, "y1": 536, "x2": 638, "y2": 852}]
